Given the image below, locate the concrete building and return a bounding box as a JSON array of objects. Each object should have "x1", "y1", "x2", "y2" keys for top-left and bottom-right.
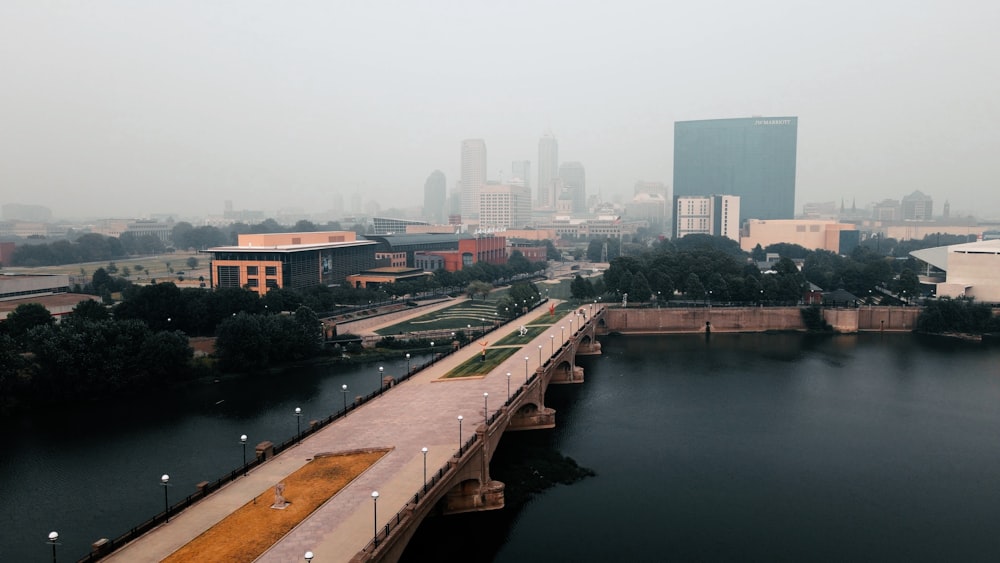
[
  {"x1": 674, "y1": 116, "x2": 798, "y2": 222},
  {"x1": 507, "y1": 241, "x2": 547, "y2": 262},
  {"x1": 740, "y1": 219, "x2": 858, "y2": 254},
  {"x1": 911, "y1": 239, "x2": 1000, "y2": 302},
  {"x1": 203, "y1": 231, "x2": 376, "y2": 296},
  {"x1": 412, "y1": 236, "x2": 507, "y2": 272},
  {"x1": 872, "y1": 199, "x2": 901, "y2": 221},
  {"x1": 902, "y1": 190, "x2": 934, "y2": 221},
  {"x1": 364, "y1": 234, "x2": 463, "y2": 268},
  {"x1": 536, "y1": 215, "x2": 644, "y2": 239},
  {"x1": 674, "y1": 195, "x2": 740, "y2": 241},
  {"x1": 626, "y1": 192, "x2": 669, "y2": 234},
  {"x1": 479, "y1": 184, "x2": 531, "y2": 229},
  {"x1": 92, "y1": 219, "x2": 174, "y2": 242},
  {"x1": 537, "y1": 132, "x2": 558, "y2": 208},
  {"x1": 374, "y1": 252, "x2": 408, "y2": 268},
  {"x1": 423, "y1": 170, "x2": 447, "y2": 224},
  {"x1": 460, "y1": 139, "x2": 487, "y2": 219},
  {"x1": 558, "y1": 162, "x2": 587, "y2": 213}
]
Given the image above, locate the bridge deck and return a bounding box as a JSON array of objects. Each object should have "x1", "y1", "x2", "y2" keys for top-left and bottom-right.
[{"x1": 104, "y1": 302, "x2": 592, "y2": 563}]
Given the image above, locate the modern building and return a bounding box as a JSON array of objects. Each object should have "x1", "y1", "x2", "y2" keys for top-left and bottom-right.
[
  {"x1": 372, "y1": 217, "x2": 430, "y2": 235},
  {"x1": 911, "y1": 239, "x2": 1000, "y2": 302},
  {"x1": 423, "y1": 170, "x2": 447, "y2": 224},
  {"x1": 508, "y1": 241, "x2": 547, "y2": 262},
  {"x1": 739, "y1": 219, "x2": 858, "y2": 254},
  {"x1": 460, "y1": 139, "x2": 487, "y2": 219},
  {"x1": 872, "y1": 199, "x2": 901, "y2": 221},
  {"x1": 0, "y1": 273, "x2": 98, "y2": 320},
  {"x1": 374, "y1": 252, "x2": 408, "y2": 268},
  {"x1": 203, "y1": 231, "x2": 376, "y2": 296},
  {"x1": 537, "y1": 132, "x2": 558, "y2": 208},
  {"x1": 673, "y1": 195, "x2": 740, "y2": 242},
  {"x1": 535, "y1": 215, "x2": 645, "y2": 239},
  {"x1": 674, "y1": 116, "x2": 798, "y2": 222},
  {"x1": 479, "y1": 184, "x2": 532, "y2": 229},
  {"x1": 92, "y1": 219, "x2": 174, "y2": 242},
  {"x1": 558, "y1": 162, "x2": 587, "y2": 213},
  {"x1": 901, "y1": 190, "x2": 934, "y2": 221},
  {"x1": 411, "y1": 236, "x2": 507, "y2": 272},
  {"x1": 345, "y1": 267, "x2": 432, "y2": 289},
  {"x1": 364, "y1": 234, "x2": 463, "y2": 267},
  {"x1": 626, "y1": 192, "x2": 669, "y2": 234}
]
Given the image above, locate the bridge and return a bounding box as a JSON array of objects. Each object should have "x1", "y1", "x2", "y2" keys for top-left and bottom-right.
[{"x1": 101, "y1": 303, "x2": 604, "y2": 563}]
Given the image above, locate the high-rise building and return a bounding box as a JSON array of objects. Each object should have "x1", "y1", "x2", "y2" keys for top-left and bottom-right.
[
  {"x1": 537, "y1": 132, "x2": 559, "y2": 208},
  {"x1": 479, "y1": 184, "x2": 532, "y2": 229},
  {"x1": 673, "y1": 195, "x2": 741, "y2": 242},
  {"x1": 559, "y1": 161, "x2": 587, "y2": 213},
  {"x1": 673, "y1": 117, "x2": 798, "y2": 222},
  {"x1": 512, "y1": 160, "x2": 531, "y2": 192},
  {"x1": 901, "y1": 190, "x2": 933, "y2": 221},
  {"x1": 460, "y1": 139, "x2": 487, "y2": 219},
  {"x1": 423, "y1": 170, "x2": 447, "y2": 224}
]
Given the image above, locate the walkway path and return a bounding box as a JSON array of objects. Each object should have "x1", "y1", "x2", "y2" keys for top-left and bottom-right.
[{"x1": 105, "y1": 302, "x2": 586, "y2": 563}]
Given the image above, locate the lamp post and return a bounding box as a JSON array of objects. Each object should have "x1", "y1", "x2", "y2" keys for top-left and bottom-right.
[
  {"x1": 481, "y1": 317, "x2": 485, "y2": 334},
  {"x1": 657, "y1": 291, "x2": 661, "y2": 309},
  {"x1": 47, "y1": 531, "x2": 59, "y2": 563},
  {"x1": 484, "y1": 392, "x2": 489, "y2": 422},
  {"x1": 295, "y1": 407, "x2": 302, "y2": 442},
  {"x1": 304, "y1": 551, "x2": 314, "y2": 562},
  {"x1": 421, "y1": 447, "x2": 428, "y2": 492},
  {"x1": 506, "y1": 372, "x2": 511, "y2": 399},
  {"x1": 240, "y1": 434, "x2": 248, "y2": 476},
  {"x1": 524, "y1": 356, "x2": 529, "y2": 382},
  {"x1": 371, "y1": 491, "x2": 379, "y2": 547},
  {"x1": 161, "y1": 474, "x2": 171, "y2": 522},
  {"x1": 550, "y1": 334, "x2": 555, "y2": 354},
  {"x1": 342, "y1": 384, "x2": 348, "y2": 414},
  {"x1": 538, "y1": 344, "x2": 542, "y2": 364},
  {"x1": 560, "y1": 325, "x2": 565, "y2": 342},
  {"x1": 457, "y1": 415, "x2": 464, "y2": 453},
  {"x1": 378, "y1": 366, "x2": 384, "y2": 390},
  {"x1": 405, "y1": 353, "x2": 411, "y2": 374}
]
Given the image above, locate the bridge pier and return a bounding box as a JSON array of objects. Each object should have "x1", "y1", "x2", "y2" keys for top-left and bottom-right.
[{"x1": 442, "y1": 478, "x2": 505, "y2": 514}]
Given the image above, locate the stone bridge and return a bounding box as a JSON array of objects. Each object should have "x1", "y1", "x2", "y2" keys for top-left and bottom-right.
[{"x1": 353, "y1": 307, "x2": 604, "y2": 562}]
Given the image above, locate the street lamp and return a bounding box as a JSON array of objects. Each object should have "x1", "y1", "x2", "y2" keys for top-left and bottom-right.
[
  {"x1": 240, "y1": 434, "x2": 248, "y2": 476},
  {"x1": 506, "y1": 372, "x2": 511, "y2": 399},
  {"x1": 405, "y1": 353, "x2": 411, "y2": 374},
  {"x1": 538, "y1": 344, "x2": 542, "y2": 364},
  {"x1": 422, "y1": 447, "x2": 428, "y2": 492},
  {"x1": 161, "y1": 474, "x2": 171, "y2": 522},
  {"x1": 378, "y1": 366, "x2": 384, "y2": 390},
  {"x1": 524, "y1": 356, "x2": 529, "y2": 382},
  {"x1": 560, "y1": 325, "x2": 565, "y2": 341},
  {"x1": 481, "y1": 317, "x2": 485, "y2": 334},
  {"x1": 295, "y1": 407, "x2": 302, "y2": 442},
  {"x1": 304, "y1": 551, "x2": 314, "y2": 562},
  {"x1": 371, "y1": 491, "x2": 379, "y2": 547},
  {"x1": 570, "y1": 317, "x2": 574, "y2": 335},
  {"x1": 550, "y1": 334, "x2": 555, "y2": 354},
  {"x1": 47, "y1": 531, "x2": 59, "y2": 563},
  {"x1": 342, "y1": 384, "x2": 348, "y2": 414},
  {"x1": 457, "y1": 415, "x2": 464, "y2": 453},
  {"x1": 484, "y1": 392, "x2": 489, "y2": 422}
]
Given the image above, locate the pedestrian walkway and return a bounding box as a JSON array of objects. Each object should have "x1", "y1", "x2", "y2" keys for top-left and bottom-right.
[{"x1": 105, "y1": 302, "x2": 582, "y2": 563}]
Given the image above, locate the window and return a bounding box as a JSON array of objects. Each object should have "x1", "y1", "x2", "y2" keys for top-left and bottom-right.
[
  {"x1": 266, "y1": 279, "x2": 279, "y2": 289},
  {"x1": 265, "y1": 266, "x2": 278, "y2": 276},
  {"x1": 247, "y1": 278, "x2": 259, "y2": 287},
  {"x1": 246, "y1": 266, "x2": 258, "y2": 275},
  {"x1": 217, "y1": 266, "x2": 240, "y2": 288}
]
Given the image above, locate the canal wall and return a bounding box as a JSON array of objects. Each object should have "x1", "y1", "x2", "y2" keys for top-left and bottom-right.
[{"x1": 601, "y1": 306, "x2": 920, "y2": 334}]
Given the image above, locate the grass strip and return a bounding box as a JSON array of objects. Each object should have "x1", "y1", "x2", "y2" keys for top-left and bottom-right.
[{"x1": 163, "y1": 449, "x2": 388, "y2": 563}]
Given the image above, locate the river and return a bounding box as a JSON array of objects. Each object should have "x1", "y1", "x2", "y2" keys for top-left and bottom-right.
[{"x1": 4, "y1": 334, "x2": 1000, "y2": 562}]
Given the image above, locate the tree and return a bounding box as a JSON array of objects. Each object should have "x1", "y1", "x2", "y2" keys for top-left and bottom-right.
[
  {"x1": 69, "y1": 299, "x2": 110, "y2": 323},
  {"x1": 630, "y1": 272, "x2": 652, "y2": 302},
  {"x1": 570, "y1": 274, "x2": 596, "y2": 299},
  {"x1": 186, "y1": 256, "x2": 199, "y2": 269},
  {"x1": 6, "y1": 303, "x2": 54, "y2": 349},
  {"x1": 684, "y1": 273, "x2": 705, "y2": 300},
  {"x1": 507, "y1": 250, "x2": 532, "y2": 273}
]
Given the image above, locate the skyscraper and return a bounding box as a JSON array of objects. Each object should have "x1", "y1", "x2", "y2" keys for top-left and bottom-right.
[
  {"x1": 559, "y1": 161, "x2": 587, "y2": 213},
  {"x1": 460, "y1": 139, "x2": 487, "y2": 219},
  {"x1": 537, "y1": 132, "x2": 558, "y2": 208},
  {"x1": 479, "y1": 184, "x2": 532, "y2": 229},
  {"x1": 673, "y1": 117, "x2": 798, "y2": 222},
  {"x1": 423, "y1": 170, "x2": 446, "y2": 224}
]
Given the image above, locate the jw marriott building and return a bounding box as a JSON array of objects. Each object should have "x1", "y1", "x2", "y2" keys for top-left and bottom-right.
[{"x1": 673, "y1": 116, "x2": 798, "y2": 222}]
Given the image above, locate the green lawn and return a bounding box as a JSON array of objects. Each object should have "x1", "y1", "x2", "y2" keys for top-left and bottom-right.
[
  {"x1": 493, "y1": 325, "x2": 548, "y2": 345},
  {"x1": 375, "y1": 298, "x2": 505, "y2": 335},
  {"x1": 442, "y1": 347, "x2": 521, "y2": 379}
]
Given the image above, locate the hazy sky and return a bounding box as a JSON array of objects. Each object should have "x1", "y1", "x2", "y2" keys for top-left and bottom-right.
[{"x1": 2, "y1": 1, "x2": 998, "y2": 220}]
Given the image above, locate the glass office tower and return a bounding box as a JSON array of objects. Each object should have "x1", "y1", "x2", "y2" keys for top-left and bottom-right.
[{"x1": 673, "y1": 117, "x2": 798, "y2": 222}]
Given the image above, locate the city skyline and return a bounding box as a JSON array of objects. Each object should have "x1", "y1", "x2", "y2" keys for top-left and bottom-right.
[{"x1": 2, "y1": 2, "x2": 998, "y2": 220}]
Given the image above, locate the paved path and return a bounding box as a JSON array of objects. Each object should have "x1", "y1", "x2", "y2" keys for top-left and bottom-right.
[{"x1": 105, "y1": 302, "x2": 587, "y2": 563}]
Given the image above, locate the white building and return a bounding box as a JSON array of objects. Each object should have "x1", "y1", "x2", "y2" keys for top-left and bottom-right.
[
  {"x1": 911, "y1": 239, "x2": 1000, "y2": 302},
  {"x1": 479, "y1": 184, "x2": 531, "y2": 229},
  {"x1": 673, "y1": 195, "x2": 740, "y2": 242},
  {"x1": 460, "y1": 139, "x2": 487, "y2": 219}
]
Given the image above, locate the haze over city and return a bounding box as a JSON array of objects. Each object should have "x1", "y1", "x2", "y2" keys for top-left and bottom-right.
[{"x1": 2, "y1": 0, "x2": 998, "y2": 219}]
